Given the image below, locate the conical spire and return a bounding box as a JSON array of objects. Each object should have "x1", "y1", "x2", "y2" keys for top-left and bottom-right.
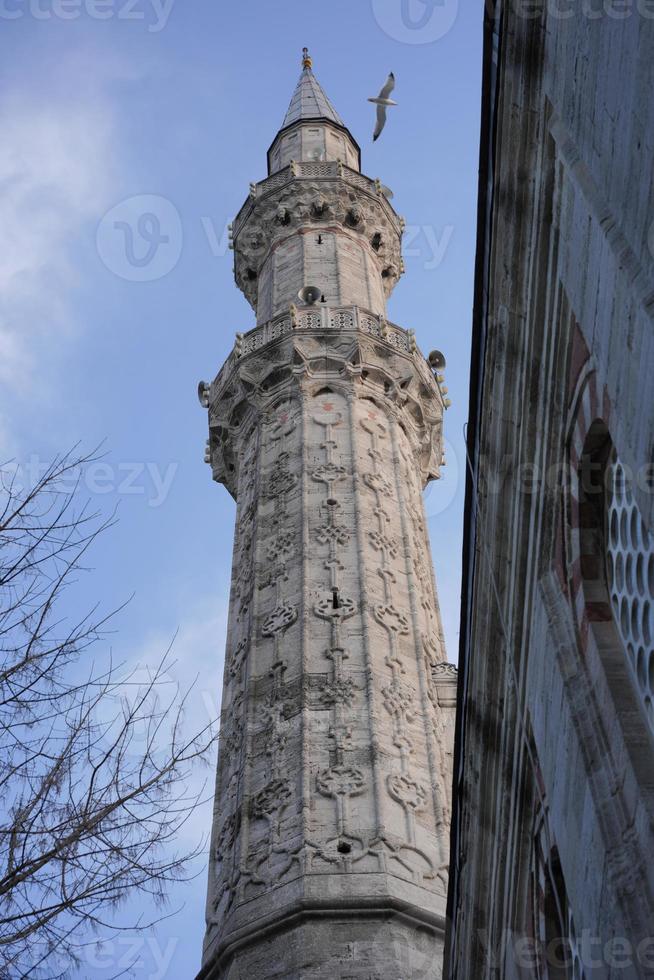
[{"x1": 280, "y1": 48, "x2": 345, "y2": 129}]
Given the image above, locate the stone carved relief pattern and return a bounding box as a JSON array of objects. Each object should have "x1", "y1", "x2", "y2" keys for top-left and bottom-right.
[
  {"x1": 208, "y1": 463, "x2": 258, "y2": 922},
  {"x1": 238, "y1": 406, "x2": 305, "y2": 903},
  {"x1": 205, "y1": 351, "x2": 451, "y2": 932},
  {"x1": 233, "y1": 179, "x2": 403, "y2": 308},
  {"x1": 397, "y1": 437, "x2": 453, "y2": 844},
  {"x1": 307, "y1": 395, "x2": 366, "y2": 865},
  {"x1": 359, "y1": 411, "x2": 432, "y2": 859},
  {"x1": 208, "y1": 403, "x2": 305, "y2": 923},
  {"x1": 421, "y1": 635, "x2": 455, "y2": 828}
]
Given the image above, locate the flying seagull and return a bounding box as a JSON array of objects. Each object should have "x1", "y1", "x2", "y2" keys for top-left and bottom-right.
[{"x1": 368, "y1": 72, "x2": 397, "y2": 142}]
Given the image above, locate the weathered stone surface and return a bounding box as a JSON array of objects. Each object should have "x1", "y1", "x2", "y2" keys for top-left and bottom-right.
[
  {"x1": 233, "y1": 170, "x2": 403, "y2": 319},
  {"x1": 198, "y1": 55, "x2": 455, "y2": 980},
  {"x1": 447, "y1": 7, "x2": 654, "y2": 980}
]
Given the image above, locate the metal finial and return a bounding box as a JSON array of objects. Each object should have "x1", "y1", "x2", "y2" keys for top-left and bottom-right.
[{"x1": 302, "y1": 47, "x2": 312, "y2": 69}]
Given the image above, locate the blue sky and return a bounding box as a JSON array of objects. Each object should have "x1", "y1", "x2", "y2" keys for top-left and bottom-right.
[{"x1": 0, "y1": 1, "x2": 482, "y2": 975}]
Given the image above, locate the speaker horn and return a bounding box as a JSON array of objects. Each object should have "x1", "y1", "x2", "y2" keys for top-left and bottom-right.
[
  {"x1": 197, "y1": 381, "x2": 210, "y2": 408},
  {"x1": 298, "y1": 285, "x2": 322, "y2": 306},
  {"x1": 428, "y1": 350, "x2": 446, "y2": 370}
]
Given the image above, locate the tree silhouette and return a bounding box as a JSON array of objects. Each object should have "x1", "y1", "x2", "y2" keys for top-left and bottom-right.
[{"x1": 0, "y1": 450, "x2": 216, "y2": 977}]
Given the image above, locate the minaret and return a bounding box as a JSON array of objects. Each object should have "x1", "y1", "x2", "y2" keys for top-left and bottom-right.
[{"x1": 198, "y1": 50, "x2": 457, "y2": 980}]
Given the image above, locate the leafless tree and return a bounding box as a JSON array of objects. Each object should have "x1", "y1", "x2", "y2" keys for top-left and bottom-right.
[{"x1": 0, "y1": 450, "x2": 216, "y2": 978}]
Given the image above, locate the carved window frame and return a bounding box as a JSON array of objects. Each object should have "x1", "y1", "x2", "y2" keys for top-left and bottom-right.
[
  {"x1": 604, "y1": 450, "x2": 654, "y2": 734},
  {"x1": 531, "y1": 813, "x2": 585, "y2": 980},
  {"x1": 574, "y1": 420, "x2": 654, "y2": 747}
]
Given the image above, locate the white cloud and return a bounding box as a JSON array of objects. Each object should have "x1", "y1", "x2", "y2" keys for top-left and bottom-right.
[
  {"x1": 0, "y1": 89, "x2": 119, "y2": 448},
  {"x1": 115, "y1": 595, "x2": 229, "y2": 846},
  {"x1": 123, "y1": 595, "x2": 228, "y2": 701}
]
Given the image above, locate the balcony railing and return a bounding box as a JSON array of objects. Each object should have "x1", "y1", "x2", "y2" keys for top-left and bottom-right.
[
  {"x1": 232, "y1": 161, "x2": 401, "y2": 239},
  {"x1": 231, "y1": 306, "x2": 417, "y2": 360}
]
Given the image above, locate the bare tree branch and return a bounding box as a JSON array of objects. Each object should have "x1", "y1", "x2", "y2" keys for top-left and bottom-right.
[{"x1": 0, "y1": 450, "x2": 217, "y2": 977}]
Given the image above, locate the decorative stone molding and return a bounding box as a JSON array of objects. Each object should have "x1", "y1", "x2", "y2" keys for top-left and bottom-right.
[
  {"x1": 204, "y1": 318, "x2": 443, "y2": 497},
  {"x1": 251, "y1": 778, "x2": 292, "y2": 818},
  {"x1": 374, "y1": 603, "x2": 411, "y2": 636},
  {"x1": 261, "y1": 601, "x2": 298, "y2": 637},
  {"x1": 233, "y1": 177, "x2": 404, "y2": 310},
  {"x1": 199, "y1": 62, "x2": 452, "y2": 980},
  {"x1": 232, "y1": 161, "x2": 402, "y2": 237},
  {"x1": 388, "y1": 773, "x2": 429, "y2": 813}
]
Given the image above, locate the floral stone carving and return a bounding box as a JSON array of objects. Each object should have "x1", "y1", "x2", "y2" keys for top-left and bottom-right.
[
  {"x1": 374, "y1": 604, "x2": 410, "y2": 635},
  {"x1": 262, "y1": 601, "x2": 298, "y2": 636},
  {"x1": 317, "y1": 765, "x2": 366, "y2": 799},
  {"x1": 251, "y1": 778, "x2": 292, "y2": 818},
  {"x1": 382, "y1": 681, "x2": 416, "y2": 719},
  {"x1": 311, "y1": 462, "x2": 348, "y2": 484},
  {"x1": 363, "y1": 472, "x2": 394, "y2": 497},
  {"x1": 315, "y1": 523, "x2": 351, "y2": 546},
  {"x1": 387, "y1": 773, "x2": 428, "y2": 812},
  {"x1": 315, "y1": 595, "x2": 356, "y2": 621}
]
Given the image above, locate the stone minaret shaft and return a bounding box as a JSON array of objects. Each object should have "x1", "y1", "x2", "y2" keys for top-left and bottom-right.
[{"x1": 198, "y1": 51, "x2": 456, "y2": 980}]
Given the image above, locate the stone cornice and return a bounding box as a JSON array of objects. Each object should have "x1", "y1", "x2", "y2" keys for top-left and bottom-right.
[
  {"x1": 232, "y1": 176, "x2": 404, "y2": 309},
  {"x1": 199, "y1": 308, "x2": 445, "y2": 497},
  {"x1": 233, "y1": 161, "x2": 401, "y2": 238},
  {"x1": 198, "y1": 894, "x2": 446, "y2": 980}
]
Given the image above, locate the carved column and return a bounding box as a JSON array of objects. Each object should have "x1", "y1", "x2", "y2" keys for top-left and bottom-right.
[
  {"x1": 200, "y1": 326, "x2": 454, "y2": 979},
  {"x1": 198, "y1": 55, "x2": 456, "y2": 980}
]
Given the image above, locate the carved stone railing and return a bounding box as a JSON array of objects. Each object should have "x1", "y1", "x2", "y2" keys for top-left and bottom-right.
[
  {"x1": 232, "y1": 162, "x2": 401, "y2": 238},
  {"x1": 232, "y1": 305, "x2": 417, "y2": 360}
]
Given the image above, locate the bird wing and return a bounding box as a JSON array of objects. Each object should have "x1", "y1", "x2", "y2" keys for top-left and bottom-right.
[
  {"x1": 378, "y1": 72, "x2": 395, "y2": 100},
  {"x1": 373, "y1": 104, "x2": 387, "y2": 141}
]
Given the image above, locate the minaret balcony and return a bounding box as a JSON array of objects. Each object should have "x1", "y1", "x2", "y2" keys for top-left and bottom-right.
[
  {"x1": 229, "y1": 304, "x2": 418, "y2": 361},
  {"x1": 232, "y1": 160, "x2": 402, "y2": 239}
]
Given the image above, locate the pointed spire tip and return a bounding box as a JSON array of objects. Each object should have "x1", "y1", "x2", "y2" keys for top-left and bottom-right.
[{"x1": 280, "y1": 50, "x2": 344, "y2": 129}]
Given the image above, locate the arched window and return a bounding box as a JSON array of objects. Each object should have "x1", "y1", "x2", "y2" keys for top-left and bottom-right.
[
  {"x1": 604, "y1": 453, "x2": 654, "y2": 733},
  {"x1": 532, "y1": 818, "x2": 585, "y2": 979},
  {"x1": 578, "y1": 421, "x2": 654, "y2": 741}
]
